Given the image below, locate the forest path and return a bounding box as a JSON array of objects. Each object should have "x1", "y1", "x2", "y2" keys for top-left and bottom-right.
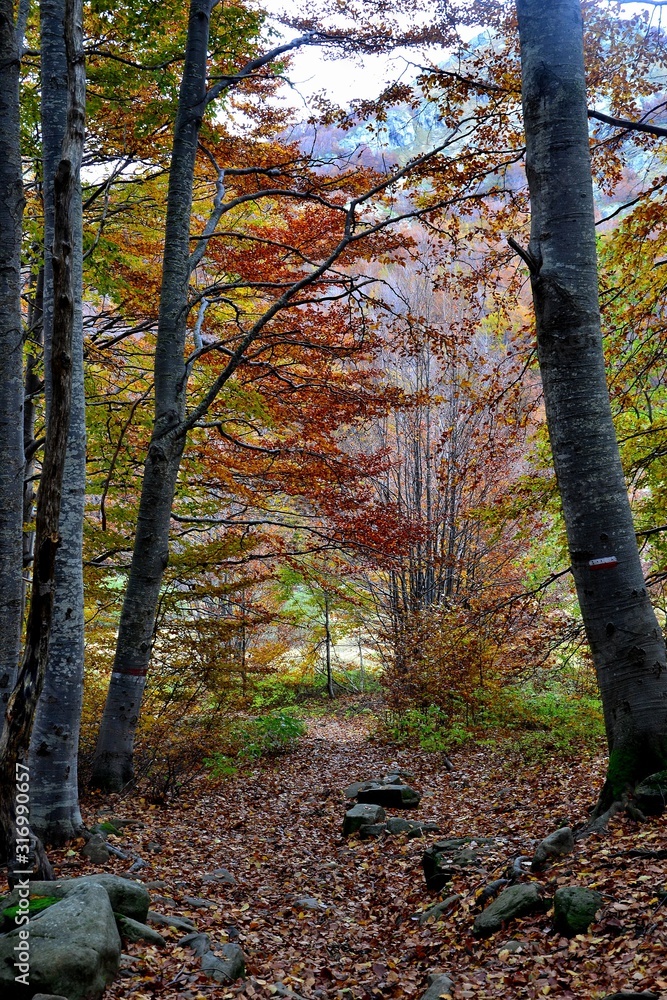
[{"x1": 93, "y1": 716, "x2": 667, "y2": 1000}]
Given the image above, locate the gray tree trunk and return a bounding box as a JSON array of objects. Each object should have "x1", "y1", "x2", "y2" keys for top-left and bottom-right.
[
  {"x1": 0, "y1": 0, "x2": 26, "y2": 730},
  {"x1": 0, "y1": 0, "x2": 85, "y2": 871},
  {"x1": 90, "y1": 0, "x2": 213, "y2": 790},
  {"x1": 516, "y1": 0, "x2": 667, "y2": 807},
  {"x1": 28, "y1": 0, "x2": 86, "y2": 845}
]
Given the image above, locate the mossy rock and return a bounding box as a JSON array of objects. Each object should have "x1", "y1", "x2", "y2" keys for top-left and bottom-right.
[
  {"x1": 553, "y1": 886, "x2": 603, "y2": 936},
  {"x1": 633, "y1": 771, "x2": 667, "y2": 817},
  {"x1": 1, "y1": 895, "x2": 60, "y2": 931}
]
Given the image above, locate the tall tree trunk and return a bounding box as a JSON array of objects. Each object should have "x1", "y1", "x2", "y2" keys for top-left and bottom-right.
[
  {"x1": 0, "y1": 0, "x2": 85, "y2": 871},
  {"x1": 28, "y1": 0, "x2": 86, "y2": 846},
  {"x1": 515, "y1": 0, "x2": 667, "y2": 808},
  {"x1": 91, "y1": 0, "x2": 213, "y2": 791},
  {"x1": 0, "y1": 0, "x2": 26, "y2": 731}
]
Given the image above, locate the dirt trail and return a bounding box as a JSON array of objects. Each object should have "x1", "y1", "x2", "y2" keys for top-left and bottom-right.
[{"x1": 82, "y1": 718, "x2": 666, "y2": 1000}]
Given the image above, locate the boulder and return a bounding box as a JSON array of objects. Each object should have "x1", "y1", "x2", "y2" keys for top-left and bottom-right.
[
  {"x1": 552, "y1": 886, "x2": 603, "y2": 936},
  {"x1": 358, "y1": 823, "x2": 387, "y2": 839},
  {"x1": 357, "y1": 783, "x2": 421, "y2": 809},
  {"x1": 633, "y1": 771, "x2": 667, "y2": 816},
  {"x1": 82, "y1": 833, "x2": 111, "y2": 864},
  {"x1": 0, "y1": 874, "x2": 150, "y2": 925},
  {"x1": 179, "y1": 931, "x2": 245, "y2": 984},
  {"x1": 419, "y1": 972, "x2": 455, "y2": 999},
  {"x1": 342, "y1": 803, "x2": 386, "y2": 836},
  {"x1": 473, "y1": 883, "x2": 547, "y2": 937},
  {"x1": 343, "y1": 779, "x2": 384, "y2": 799},
  {"x1": 148, "y1": 911, "x2": 196, "y2": 932},
  {"x1": 0, "y1": 882, "x2": 121, "y2": 1000},
  {"x1": 116, "y1": 915, "x2": 167, "y2": 946},
  {"x1": 422, "y1": 838, "x2": 495, "y2": 891},
  {"x1": 531, "y1": 827, "x2": 574, "y2": 871},
  {"x1": 417, "y1": 895, "x2": 460, "y2": 925},
  {"x1": 386, "y1": 817, "x2": 414, "y2": 835}
]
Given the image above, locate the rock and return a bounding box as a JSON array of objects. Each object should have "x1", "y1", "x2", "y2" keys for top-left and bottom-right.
[
  {"x1": 0, "y1": 874, "x2": 150, "y2": 925},
  {"x1": 179, "y1": 931, "x2": 211, "y2": 956},
  {"x1": 358, "y1": 823, "x2": 387, "y2": 839},
  {"x1": 357, "y1": 783, "x2": 421, "y2": 809},
  {"x1": 183, "y1": 896, "x2": 216, "y2": 909},
  {"x1": 293, "y1": 897, "x2": 325, "y2": 911},
  {"x1": 408, "y1": 822, "x2": 440, "y2": 839},
  {"x1": 343, "y1": 779, "x2": 383, "y2": 799},
  {"x1": 148, "y1": 911, "x2": 197, "y2": 932},
  {"x1": 552, "y1": 886, "x2": 603, "y2": 936},
  {"x1": 179, "y1": 931, "x2": 245, "y2": 984},
  {"x1": 201, "y1": 867, "x2": 236, "y2": 885},
  {"x1": 147, "y1": 842, "x2": 162, "y2": 854},
  {"x1": 144, "y1": 880, "x2": 168, "y2": 889},
  {"x1": 633, "y1": 770, "x2": 667, "y2": 816},
  {"x1": 422, "y1": 838, "x2": 495, "y2": 891},
  {"x1": 498, "y1": 940, "x2": 523, "y2": 955},
  {"x1": 0, "y1": 882, "x2": 121, "y2": 1000},
  {"x1": 31, "y1": 995, "x2": 69, "y2": 1000},
  {"x1": 419, "y1": 971, "x2": 455, "y2": 999},
  {"x1": 342, "y1": 803, "x2": 386, "y2": 836},
  {"x1": 386, "y1": 817, "x2": 414, "y2": 834},
  {"x1": 116, "y1": 914, "x2": 167, "y2": 947},
  {"x1": 417, "y1": 895, "x2": 460, "y2": 924},
  {"x1": 384, "y1": 768, "x2": 416, "y2": 781},
  {"x1": 473, "y1": 883, "x2": 547, "y2": 937},
  {"x1": 531, "y1": 827, "x2": 574, "y2": 871},
  {"x1": 201, "y1": 943, "x2": 245, "y2": 983},
  {"x1": 83, "y1": 833, "x2": 111, "y2": 864}
]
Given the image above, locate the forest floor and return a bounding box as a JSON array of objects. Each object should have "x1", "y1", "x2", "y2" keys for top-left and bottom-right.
[{"x1": 52, "y1": 707, "x2": 667, "y2": 999}]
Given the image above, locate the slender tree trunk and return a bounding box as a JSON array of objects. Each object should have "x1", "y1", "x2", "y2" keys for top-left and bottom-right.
[
  {"x1": 28, "y1": 0, "x2": 86, "y2": 846},
  {"x1": 516, "y1": 0, "x2": 667, "y2": 807},
  {"x1": 91, "y1": 0, "x2": 214, "y2": 790},
  {"x1": 0, "y1": 0, "x2": 26, "y2": 731},
  {"x1": 0, "y1": 0, "x2": 85, "y2": 870},
  {"x1": 324, "y1": 592, "x2": 334, "y2": 699}
]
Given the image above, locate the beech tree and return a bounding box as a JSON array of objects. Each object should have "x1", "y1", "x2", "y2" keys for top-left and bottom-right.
[{"x1": 515, "y1": 0, "x2": 667, "y2": 812}]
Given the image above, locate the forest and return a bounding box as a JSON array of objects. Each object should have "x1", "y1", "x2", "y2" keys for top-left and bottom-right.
[{"x1": 1, "y1": 0, "x2": 667, "y2": 997}]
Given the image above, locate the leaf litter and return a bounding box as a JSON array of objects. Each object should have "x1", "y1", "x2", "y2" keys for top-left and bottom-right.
[{"x1": 39, "y1": 712, "x2": 667, "y2": 999}]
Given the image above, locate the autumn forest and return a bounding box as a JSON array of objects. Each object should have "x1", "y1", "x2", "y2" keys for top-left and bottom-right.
[{"x1": 1, "y1": 0, "x2": 667, "y2": 998}]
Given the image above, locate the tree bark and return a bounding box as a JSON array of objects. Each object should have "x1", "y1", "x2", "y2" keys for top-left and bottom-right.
[
  {"x1": 28, "y1": 0, "x2": 86, "y2": 846},
  {"x1": 0, "y1": 0, "x2": 85, "y2": 869},
  {"x1": 0, "y1": 0, "x2": 26, "y2": 732},
  {"x1": 515, "y1": 0, "x2": 667, "y2": 806},
  {"x1": 91, "y1": 0, "x2": 213, "y2": 790}
]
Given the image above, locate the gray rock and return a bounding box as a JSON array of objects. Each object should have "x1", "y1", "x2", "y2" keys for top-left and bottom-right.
[
  {"x1": 343, "y1": 779, "x2": 382, "y2": 799},
  {"x1": 0, "y1": 882, "x2": 121, "y2": 1000},
  {"x1": 116, "y1": 914, "x2": 167, "y2": 947},
  {"x1": 408, "y1": 822, "x2": 440, "y2": 839},
  {"x1": 633, "y1": 771, "x2": 667, "y2": 816},
  {"x1": 147, "y1": 842, "x2": 162, "y2": 854},
  {"x1": 385, "y1": 817, "x2": 414, "y2": 835},
  {"x1": 201, "y1": 867, "x2": 235, "y2": 885},
  {"x1": 419, "y1": 972, "x2": 455, "y2": 999},
  {"x1": 83, "y1": 833, "x2": 111, "y2": 864},
  {"x1": 149, "y1": 911, "x2": 197, "y2": 931},
  {"x1": 343, "y1": 803, "x2": 386, "y2": 836},
  {"x1": 358, "y1": 823, "x2": 387, "y2": 839},
  {"x1": 553, "y1": 886, "x2": 603, "y2": 936},
  {"x1": 473, "y1": 883, "x2": 547, "y2": 937},
  {"x1": 183, "y1": 896, "x2": 216, "y2": 909},
  {"x1": 531, "y1": 827, "x2": 574, "y2": 871},
  {"x1": 384, "y1": 768, "x2": 416, "y2": 782},
  {"x1": 422, "y1": 838, "x2": 495, "y2": 891},
  {"x1": 144, "y1": 880, "x2": 168, "y2": 889},
  {"x1": 293, "y1": 897, "x2": 325, "y2": 911},
  {"x1": 417, "y1": 895, "x2": 460, "y2": 925},
  {"x1": 200, "y1": 943, "x2": 245, "y2": 983},
  {"x1": 357, "y1": 783, "x2": 421, "y2": 809},
  {"x1": 498, "y1": 940, "x2": 523, "y2": 954},
  {"x1": 31, "y1": 995, "x2": 69, "y2": 1000},
  {"x1": 0, "y1": 874, "x2": 150, "y2": 925},
  {"x1": 179, "y1": 931, "x2": 211, "y2": 956}
]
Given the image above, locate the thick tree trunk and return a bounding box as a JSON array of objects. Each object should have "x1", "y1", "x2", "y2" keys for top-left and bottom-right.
[
  {"x1": 0, "y1": 0, "x2": 85, "y2": 870},
  {"x1": 91, "y1": 0, "x2": 213, "y2": 790},
  {"x1": 516, "y1": 0, "x2": 667, "y2": 806},
  {"x1": 0, "y1": 0, "x2": 26, "y2": 731},
  {"x1": 28, "y1": 0, "x2": 86, "y2": 846}
]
